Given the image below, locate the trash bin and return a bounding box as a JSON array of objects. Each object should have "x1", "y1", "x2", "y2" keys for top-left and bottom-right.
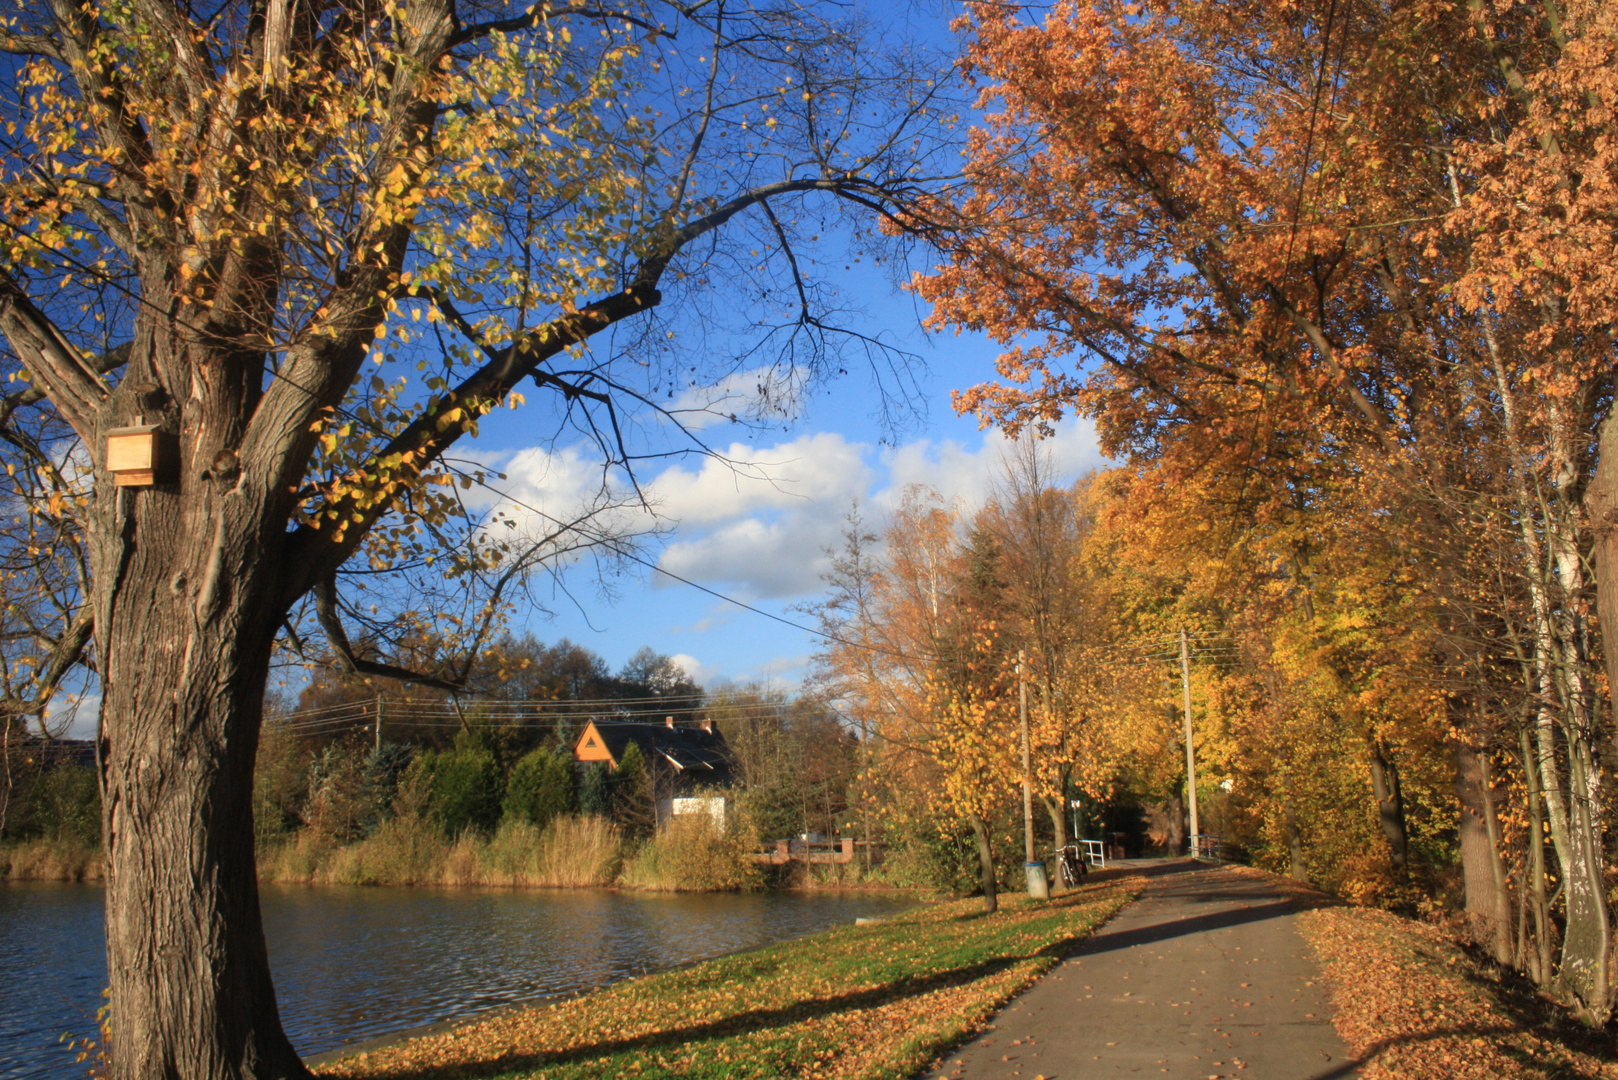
[{"x1": 1025, "y1": 860, "x2": 1050, "y2": 900}]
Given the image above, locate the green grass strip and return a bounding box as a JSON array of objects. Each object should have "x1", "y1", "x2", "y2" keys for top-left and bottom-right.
[{"x1": 321, "y1": 876, "x2": 1139, "y2": 1080}]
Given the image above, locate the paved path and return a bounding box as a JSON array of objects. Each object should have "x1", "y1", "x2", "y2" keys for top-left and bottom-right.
[{"x1": 928, "y1": 861, "x2": 1358, "y2": 1080}]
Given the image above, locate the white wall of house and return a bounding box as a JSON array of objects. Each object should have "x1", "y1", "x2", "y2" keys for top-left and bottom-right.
[{"x1": 662, "y1": 795, "x2": 728, "y2": 831}]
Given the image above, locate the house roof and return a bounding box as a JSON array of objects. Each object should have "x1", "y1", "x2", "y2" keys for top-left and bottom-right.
[{"x1": 575, "y1": 719, "x2": 732, "y2": 779}]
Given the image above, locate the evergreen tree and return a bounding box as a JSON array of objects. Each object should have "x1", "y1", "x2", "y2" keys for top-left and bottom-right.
[
  {"x1": 613, "y1": 742, "x2": 657, "y2": 835},
  {"x1": 579, "y1": 762, "x2": 614, "y2": 818},
  {"x1": 428, "y1": 747, "x2": 503, "y2": 837},
  {"x1": 503, "y1": 747, "x2": 578, "y2": 829}
]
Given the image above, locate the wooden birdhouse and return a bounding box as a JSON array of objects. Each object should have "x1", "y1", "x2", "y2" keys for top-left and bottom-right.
[{"x1": 105, "y1": 423, "x2": 176, "y2": 487}]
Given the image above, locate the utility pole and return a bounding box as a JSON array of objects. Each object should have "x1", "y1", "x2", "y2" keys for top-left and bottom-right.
[
  {"x1": 1180, "y1": 628, "x2": 1200, "y2": 857},
  {"x1": 374, "y1": 691, "x2": 383, "y2": 755},
  {"x1": 1020, "y1": 650, "x2": 1049, "y2": 898}
]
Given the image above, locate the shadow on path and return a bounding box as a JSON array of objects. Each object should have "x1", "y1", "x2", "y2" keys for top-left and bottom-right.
[{"x1": 1068, "y1": 898, "x2": 1301, "y2": 959}]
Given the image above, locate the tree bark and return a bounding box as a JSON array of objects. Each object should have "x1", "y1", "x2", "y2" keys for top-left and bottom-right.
[
  {"x1": 91, "y1": 376, "x2": 311, "y2": 1077},
  {"x1": 1041, "y1": 793, "x2": 1068, "y2": 851},
  {"x1": 1454, "y1": 744, "x2": 1512, "y2": 963},
  {"x1": 968, "y1": 813, "x2": 998, "y2": 913},
  {"x1": 1519, "y1": 726, "x2": 1554, "y2": 986},
  {"x1": 1558, "y1": 729, "x2": 1611, "y2": 1016},
  {"x1": 1368, "y1": 743, "x2": 1409, "y2": 876},
  {"x1": 1165, "y1": 791, "x2": 1186, "y2": 856},
  {"x1": 1284, "y1": 803, "x2": 1308, "y2": 884},
  {"x1": 1593, "y1": 405, "x2": 1618, "y2": 669}
]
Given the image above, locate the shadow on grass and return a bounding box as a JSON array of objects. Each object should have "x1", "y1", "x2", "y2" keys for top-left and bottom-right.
[{"x1": 338, "y1": 946, "x2": 1072, "y2": 1080}]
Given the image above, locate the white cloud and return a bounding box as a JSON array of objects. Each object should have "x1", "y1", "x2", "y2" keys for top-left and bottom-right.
[
  {"x1": 666, "y1": 366, "x2": 810, "y2": 431},
  {"x1": 476, "y1": 416, "x2": 1107, "y2": 606},
  {"x1": 650, "y1": 432, "x2": 871, "y2": 527},
  {"x1": 47, "y1": 689, "x2": 100, "y2": 741},
  {"x1": 669, "y1": 653, "x2": 723, "y2": 685},
  {"x1": 876, "y1": 416, "x2": 1108, "y2": 512},
  {"x1": 659, "y1": 510, "x2": 841, "y2": 598}
]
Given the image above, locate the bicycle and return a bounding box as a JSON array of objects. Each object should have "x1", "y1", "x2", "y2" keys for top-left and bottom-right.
[{"x1": 1054, "y1": 844, "x2": 1086, "y2": 887}]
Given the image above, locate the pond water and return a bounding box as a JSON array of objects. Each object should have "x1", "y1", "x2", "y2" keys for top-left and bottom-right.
[{"x1": 1, "y1": 883, "x2": 917, "y2": 1079}]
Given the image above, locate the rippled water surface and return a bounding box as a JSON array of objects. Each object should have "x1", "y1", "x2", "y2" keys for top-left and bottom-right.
[{"x1": 3, "y1": 883, "x2": 916, "y2": 1078}]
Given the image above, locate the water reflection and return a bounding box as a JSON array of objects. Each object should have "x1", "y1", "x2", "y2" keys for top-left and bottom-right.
[{"x1": 3, "y1": 883, "x2": 916, "y2": 1078}]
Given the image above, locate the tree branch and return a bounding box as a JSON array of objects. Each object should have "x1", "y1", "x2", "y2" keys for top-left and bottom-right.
[
  {"x1": 283, "y1": 173, "x2": 908, "y2": 597},
  {"x1": 0, "y1": 607, "x2": 94, "y2": 719},
  {"x1": 0, "y1": 271, "x2": 114, "y2": 439},
  {"x1": 452, "y1": 3, "x2": 660, "y2": 46},
  {"x1": 0, "y1": 342, "x2": 129, "y2": 431},
  {"x1": 311, "y1": 575, "x2": 467, "y2": 693}
]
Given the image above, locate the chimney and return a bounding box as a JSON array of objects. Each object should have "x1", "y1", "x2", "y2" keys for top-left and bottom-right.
[
  {"x1": 700, "y1": 719, "x2": 714, "y2": 734},
  {"x1": 665, "y1": 715, "x2": 675, "y2": 729}
]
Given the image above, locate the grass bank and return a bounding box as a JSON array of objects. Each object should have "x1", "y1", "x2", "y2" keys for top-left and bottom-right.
[
  {"x1": 1298, "y1": 886, "x2": 1618, "y2": 1080},
  {"x1": 316, "y1": 875, "x2": 1140, "y2": 1080}
]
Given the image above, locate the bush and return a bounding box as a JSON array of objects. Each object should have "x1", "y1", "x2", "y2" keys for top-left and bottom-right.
[
  {"x1": 879, "y1": 816, "x2": 982, "y2": 894},
  {"x1": 301, "y1": 743, "x2": 370, "y2": 842},
  {"x1": 423, "y1": 746, "x2": 503, "y2": 837},
  {"x1": 502, "y1": 746, "x2": 576, "y2": 829},
  {"x1": 28, "y1": 765, "x2": 101, "y2": 846},
  {"x1": 620, "y1": 814, "x2": 761, "y2": 892}
]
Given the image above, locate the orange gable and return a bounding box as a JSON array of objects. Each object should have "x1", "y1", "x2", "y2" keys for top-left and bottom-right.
[{"x1": 574, "y1": 720, "x2": 616, "y2": 766}]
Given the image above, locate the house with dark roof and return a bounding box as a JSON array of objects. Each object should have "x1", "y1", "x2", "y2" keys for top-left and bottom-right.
[{"x1": 573, "y1": 716, "x2": 733, "y2": 788}]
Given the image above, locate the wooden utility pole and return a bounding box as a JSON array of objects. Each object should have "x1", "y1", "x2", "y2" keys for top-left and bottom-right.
[
  {"x1": 374, "y1": 692, "x2": 383, "y2": 755},
  {"x1": 1019, "y1": 650, "x2": 1049, "y2": 898},
  {"x1": 1020, "y1": 650, "x2": 1034, "y2": 864},
  {"x1": 1180, "y1": 628, "x2": 1201, "y2": 856}
]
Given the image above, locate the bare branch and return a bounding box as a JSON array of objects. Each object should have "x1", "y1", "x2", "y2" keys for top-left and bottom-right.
[{"x1": 312, "y1": 575, "x2": 467, "y2": 693}]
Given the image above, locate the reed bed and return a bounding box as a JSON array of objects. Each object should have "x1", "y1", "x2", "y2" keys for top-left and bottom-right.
[
  {"x1": 261, "y1": 814, "x2": 626, "y2": 888},
  {"x1": 0, "y1": 839, "x2": 104, "y2": 882},
  {"x1": 618, "y1": 814, "x2": 762, "y2": 892}
]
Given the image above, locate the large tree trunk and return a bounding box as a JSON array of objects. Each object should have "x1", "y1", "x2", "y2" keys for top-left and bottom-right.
[
  {"x1": 1559, "y1": 729, "x2": 1612, "y2": 1017},
  {"x1": 1041, "y1": 793, "x2": 1068, "y2": 851},
  {"x1": 1574, "y1": 405, "x2": 1617, "y2": 737},
  {"x1": 1368, "y1": 743, "x2": 1409, "y2": 876},
  {"x1": 1454, "y1": 744, "x2": 1512, "y2": 964},
  {"x1": 1164, "y1": 791, "x2": 1186, "y2": 856},
  {"x1": 1284, "y1": 803, "x2": 1308, "y2": 884},
  {"x1": 968, "y1": 814, "x2": 998, "y2": 913},
  {"x1": 93, "y1": 384, "x2": 310, "y2": 1078}
]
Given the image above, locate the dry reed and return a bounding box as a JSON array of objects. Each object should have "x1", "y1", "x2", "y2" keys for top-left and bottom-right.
[
  {"x1": 0, "y1": 839, "x2": 104, "y2": 882},
  {"x1": 619, "y1": 815, "x2": 762, "y2": 892}
]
